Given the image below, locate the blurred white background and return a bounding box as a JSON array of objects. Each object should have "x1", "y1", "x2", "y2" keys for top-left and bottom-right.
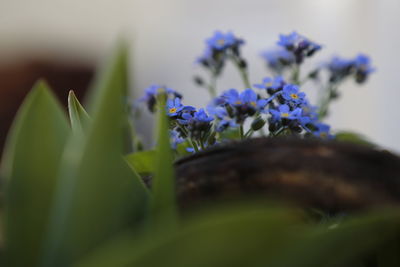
[{"x1": 1, "y1": 0, "x2": 400, "y2": 150}]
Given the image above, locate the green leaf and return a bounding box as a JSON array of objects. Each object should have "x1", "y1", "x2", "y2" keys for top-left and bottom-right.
[
  {"x1": 75, "y1": 207, "x2": 400, "y2": 267},
  {"x1": 267, "y1": 210, "x2": 400, "y2": 267},
  {"x1": 74, "y1": 203, "x2": 302, "y2": 267},
  {"x1": 125, "y1": 150, "x2": 156, "y2": 174},
  {"x1": 149, "y1": 96, "x2": 178, "y2": 230},
  {"x1": 335, "y1": 130, "x2": 376, "y2": 147},
  {"x1": 1, "y1": 81, "x2": 70, "y2": 267},
  {"x1": 41, "y1": 43, "x2": 149, "y2": 267},
  {"x1": 67, "y1": 90, "x2": 90, "y2": 133}
]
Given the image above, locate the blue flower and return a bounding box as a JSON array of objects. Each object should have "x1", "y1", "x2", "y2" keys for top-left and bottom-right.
[
  {"x1": 325, "y1": 56, "x2": 354, "y2": 83},
  {"x1": 170, "y1": 129, "x2": 185, "y2": 149},
  {"x1": 207, "y1": 106, "x2": 237, "y2": 132},
  {"x1": 354, "y1": 53, "x2": 375, "y2": 83},
  {"x1": 325, "y1": 54, "x2": 375, "y2": 84},
  {"x1": 282, "y1": 84, "x2": 306, "y2": 104},
  {"x1": 301, "y1": 100, "x2": 319, "y2": 122},
  {"x1": 277, "y1": 32, "x2": 300, "y2": 48},
  {"x1": 313, "y1": 123, "x2": 334, "y2": 139},
  {"x1": 260, "y1": 48, "x2": 295, "y2": 73},
  {"x1": 354, "y1": 54, "x2": 374, "y2": 72},
  {"x1": 206, "y1": 31, "x2": 243, "y2": 51},
  {"x1": 269, "y1": 104, "x2": 302, "y2": 121},
  {"x1": 140, "y1": 84, "x2": 181, "y2": 112},
  {"x1": 178, "y1": 108, "x2": 214, "y2": 125},
  {"x1": 177, "y1": 108, "x2": 214, "y2": 140},
  {"x1": 166, "y1": 98, "x2": 184, "y2": 117},
  {"x1": 277, "y1": 31, "x2": 322, "y2": 63},
  {"x1": 224, "y1": 88, "x2": 267, "y2": 109},
  {"x1": 253, "y1": 76, "x2": 285, "y2": 90}
]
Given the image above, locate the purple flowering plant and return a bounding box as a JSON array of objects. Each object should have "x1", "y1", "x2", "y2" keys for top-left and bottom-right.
[{"x1": 138, "y1": 31, "x2": 375, "y2": 154}]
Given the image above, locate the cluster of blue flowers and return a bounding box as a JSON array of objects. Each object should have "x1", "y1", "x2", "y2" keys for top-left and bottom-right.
[
  {"x1": 197, "y1": 31, "x2": 245, "y2": 77},
  {"x1": 138, "y1": 31, "x2": 373, "y2": 153},
  {"x1": 325, "y1": 54, "x2": 375, "y2": 84},
  {"x1": 261, "y1": 31, "x2": 321, "y2": 74}
]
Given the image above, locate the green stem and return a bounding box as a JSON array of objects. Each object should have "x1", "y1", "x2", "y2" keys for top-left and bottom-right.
[
  {"x1": 199, "y1": 139, "x2": 205, "y2": 150},
  {"x1": 239, "y1": 124, "x2": 245, "y2": 140},
  {"x1": 291, "y1": 64, "x2": 300, "y2": 85},
  {"x1": 244, "y1": 129, "x2": 253, "y2": 138},
  {"x1": 231, "y1": 56, "x2": 251, "y2": 88},
  {"x1": 189, "y1": 139, "x2": 199, "y2": 152},
  {"x1": 274, "y1": 127, "x2": 286, "y2": 136},
  {"x1": 207, "y1": 72, "x2": 217, "y2": 98},
  {"x1": 318, "y1": 83, "x2": 336, "y2": 120}
]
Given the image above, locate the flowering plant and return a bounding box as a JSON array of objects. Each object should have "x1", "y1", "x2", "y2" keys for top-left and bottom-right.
[
  {"x1": 2, "y1": 33, "x2": 399, "y2": 267},
  {"x1": 137, "y1": 31, "x2": 374, "y2": 155}
]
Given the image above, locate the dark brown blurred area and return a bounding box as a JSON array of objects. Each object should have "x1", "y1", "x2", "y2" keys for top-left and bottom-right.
[{"x1": 0, "y1": 58, "x2": 95, "y2": 158}]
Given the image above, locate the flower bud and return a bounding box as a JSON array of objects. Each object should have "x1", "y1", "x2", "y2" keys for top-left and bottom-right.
[{"x1": 251, "y1": 118, "x2": 266, "y2": 131}]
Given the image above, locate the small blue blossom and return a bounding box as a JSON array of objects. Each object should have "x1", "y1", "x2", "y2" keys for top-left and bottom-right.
[
  {"x1": 254, "y1": 76, "x2": 285, "y2": 90},
  {"x1": 261, "y1": 48, "x2": 295, "y2": 73},
  {"x1": 166, "y1": 98, "x2": 184, "y2": 117},
  {"x1": 354, "y1": 54, "x2": 374, "y2": 72},
  {"x1": 313, "y1": 123, "x2": 334, "y2": 139},
  {"x1": 301, "y1": 100, "x2": 319, "y2": 122},
  {"x1": 282, "y1": 84, "x2": 306, "y2": 104},
  {"x1": 178, "y1": 108, "x2": 214, "y2": 125},
  {"x1": 224, "y1": 88, "x2": 267, "y2": 109},
  {"x1": 325, "y1": 54, "x2": 375, "y2": 84},
  {"x1": 140, "y1": 84, "x2": 181, "y2": 112},
  {"x1": 277, "y1": 32, "x2": 300, "y2": 48},
  {"x1": 177, "y1": 108, "x2": 214, "y2": 140},
  {"x1": 207, "y1": 106, "x2": 238, "y2": 132},
  {"x1": 325, "y1": 56, "x2": 354, "y2": 83},
  {"x1": 277, "y1": 31, "x2": 322, "y2": 63},
  {"x1": 206, "y1": 31, "x2": 244, "y2": 51},
  {"x1": 269, "y1": 104, "x2": 302, "y2": 122},
  {"x1": 354, "y1": 53, "x2": 375, "y2": 83},
  {"x1": 170, "y1": 129, "x2": 185, "y2": 149}
]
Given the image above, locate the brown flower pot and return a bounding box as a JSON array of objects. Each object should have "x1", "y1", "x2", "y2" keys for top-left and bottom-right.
[{"x1": 175, "y1": 138, "x2": 400, "y2": 213}]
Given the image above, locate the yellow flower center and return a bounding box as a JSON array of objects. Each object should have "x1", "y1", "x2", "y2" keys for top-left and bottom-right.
[
  {"x1": 264, "y1": 82, "x2": 272, "y2": 87},
  {"x1": 320, "y1": 132, "x2": 328, "y2": 138},
  {"x1": 281, "y1": 113, "x2": 289, "y2": 117},
  {"x1": 169, "y1": 107, "x2": 177, "y2": 114},
  {"x1": 217, "y1": 39, "x2": 225, "y2": 46},
  {"x1": 250, "y1": 101, "x2": 257, "y2": 107},
  {"x1": 235, "y1": 100, "x2": 242, "y2": 105},
  {"x1": 290, "y1": 93, "x2": 299, "y2": 99}
]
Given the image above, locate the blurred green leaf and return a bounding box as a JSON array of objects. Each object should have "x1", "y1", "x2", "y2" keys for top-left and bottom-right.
[
  {"x1": 76, "y1": 207, "x2": 400, "y2": 267},
  {"x1": 67, "y1": 90, "x2": 90, "y2": 133},
  {"x1": 1, "y1": 81, "x2": 69, "y2": 267},
  {"x1": 41, "y1": 43, "x2": 149, "y2": 267},
  {"x1": 267, "y1": 209, "x2": 400, "y2": 267},
  {"x1": 376, "y1": 238, "x2": 400, "y2": 267},
  {"x1": 335, "y1": 130, "x2": 376, "y2": 147},
  {"x1": 125, "y1": 150, "x2": 156, "y2": 174},
  {"x1": 219, "y1": 128, "x2": 240, "y2": 140},
  {"x1": 74, "y1": 203, "x2": 302, "y2": 267},
  {"x1": 149, "y1": 96, "x2": 177, "y2": 230}
]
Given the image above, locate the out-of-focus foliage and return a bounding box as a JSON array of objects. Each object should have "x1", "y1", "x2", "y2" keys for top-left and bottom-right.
[{"x1": 0, "y1": 44, "x2": 399, "y2": 267}]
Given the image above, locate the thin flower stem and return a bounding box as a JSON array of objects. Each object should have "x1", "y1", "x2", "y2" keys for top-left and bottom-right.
[
  {"x1": 244, "y1": 129, "x2": 253, "y2": 138},
  {"x1": 274, "y1": 127, "x2": 286, "y2": 136},
  {"x1": 291, "y1": 64, "x2": 301, "y2": 85},
  {"x1": 177, "y1": 124, "x2": 198, "y2": 152},
  {"x1": 239, "y1": 124, "x2": 245, "y2": 140},
  {"x1": 318, "y1": 83, "x2": 337, "y2": 120},
  {"x1": 230, "y1": 56, "x2": 251, "y2": 89},
  {"x1": 207, "y1": 72, "x2": 217, "y2": 98},
  {"x1": 199, "y1": 140, "x2": 206, "y2": 150},
  {"x1": 189, "y1": 139, "x2": 199, "y2": 152}
]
